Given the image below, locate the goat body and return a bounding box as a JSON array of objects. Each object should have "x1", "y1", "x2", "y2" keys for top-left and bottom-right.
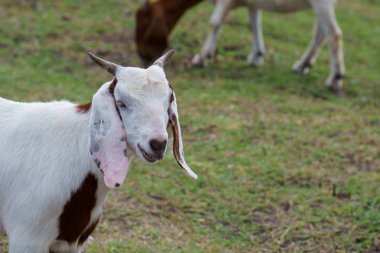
[
  {"x1": 0, "y1": 97, "x2": 107, "y2": 252},
  {"x1": 240, "y1": 0, "x2": 311, "y2": 12},
  {"x1": 192, "y1": 0, "x2": 345, "y2": 93}
]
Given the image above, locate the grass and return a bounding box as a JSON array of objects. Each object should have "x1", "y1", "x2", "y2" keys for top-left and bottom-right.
[{"x1": 0, "y1": 0, "x2": 379, "y2": 252}]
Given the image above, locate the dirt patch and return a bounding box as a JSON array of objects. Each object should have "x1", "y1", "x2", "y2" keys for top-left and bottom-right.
[
  {"x1": 1, "y1": 0, "x2": 37, "y2": 8},
  {"x1": 344, "y1": 152, "x2": 379, "y2": 172}
]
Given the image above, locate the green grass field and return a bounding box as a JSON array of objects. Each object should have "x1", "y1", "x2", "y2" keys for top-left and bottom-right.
[{"x1": 0, "y1": 0, "x2": 379, "y2": 252}]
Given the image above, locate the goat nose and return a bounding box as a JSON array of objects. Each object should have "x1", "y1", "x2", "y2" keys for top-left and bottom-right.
[{"x1": 149, "y1": 139, "x2": 167, "y2": 155}]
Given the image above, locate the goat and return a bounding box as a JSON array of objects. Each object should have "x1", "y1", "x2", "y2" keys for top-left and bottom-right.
[
  {"x1": 0, "y1": 50, "x2": 197, "y2": 253},
  {"x1": 135, "y1": 0, "x2": 204, "y2": 64},
  {"x1": 192, "y1": 0, "x2": 346, "y2": 94}
]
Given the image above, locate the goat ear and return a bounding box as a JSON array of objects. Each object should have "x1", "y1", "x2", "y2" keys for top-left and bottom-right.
[
  {"x1": 90, "y1": 81, "x2": 129, "y2": 188},
  {"x1": 168, "y1": 91, "x2": 198, "y2": 179}
]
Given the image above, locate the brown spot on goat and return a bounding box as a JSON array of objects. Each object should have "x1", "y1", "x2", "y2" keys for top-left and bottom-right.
[
  {"x1": 78, "y1": 218, "x2": 100, "y2": 245},
  {"x1": 108, "y1": 78, "x2": 122, "y2": 120},
  {"x1": 76, "y1": 102, "x2": 92, "y2": 113},
  {"x1": 108, "y1": 78, "x2": 117, "y2": 96},
  {"x1": 57, "y1": 173, "x2": 98, "y2": 244}
]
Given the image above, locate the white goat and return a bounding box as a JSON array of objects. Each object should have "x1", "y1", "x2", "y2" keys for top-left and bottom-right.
[
  {"x1": 192, "y1": 0, "x2": 346, "y2": 94},
  {"x1": 0, "y1": 50, "x2": 197, "y2": 253}
]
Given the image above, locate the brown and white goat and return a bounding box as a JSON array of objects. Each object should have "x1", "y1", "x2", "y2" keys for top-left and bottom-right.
[{"x1": 0, "y1": 50, "x2": 197, "y2": 253}]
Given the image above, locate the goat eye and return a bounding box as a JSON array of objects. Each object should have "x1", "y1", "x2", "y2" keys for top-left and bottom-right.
[{"x1": 117, "y1": 101, "x2": 127, "y2": 109}]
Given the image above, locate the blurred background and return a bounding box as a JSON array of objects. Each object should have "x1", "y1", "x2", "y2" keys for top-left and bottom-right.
[{"x1": 0, "y1": 0, "x2": 379, "y2": 252}]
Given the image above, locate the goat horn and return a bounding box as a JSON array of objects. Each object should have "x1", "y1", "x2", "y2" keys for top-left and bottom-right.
[
  {"x1": 88, "y1": 52, "x2": 118, "y2": 76},
  {"x1": 153, "y1": 49, "x2": 175, "y2": 68}
]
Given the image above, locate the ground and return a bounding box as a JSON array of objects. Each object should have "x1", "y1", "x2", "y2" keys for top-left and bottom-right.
[{"x1": 0, "y1": 0, "x2": 379, "y2": 252}]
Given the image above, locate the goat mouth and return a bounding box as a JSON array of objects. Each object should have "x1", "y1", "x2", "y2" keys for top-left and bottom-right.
[{"x1": 138, "y1": 144, "x2": 157, "y2": 163}]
